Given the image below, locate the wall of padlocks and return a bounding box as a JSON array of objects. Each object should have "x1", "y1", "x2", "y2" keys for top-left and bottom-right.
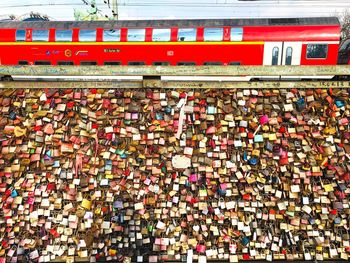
[{"x1": 0, "y1": 87, "x2": 350, "y2": 263}]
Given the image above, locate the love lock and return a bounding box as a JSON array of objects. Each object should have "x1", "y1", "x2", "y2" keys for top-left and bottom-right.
[{"x1": 1, "y1": 87, "x2": 350, "y2": 261}]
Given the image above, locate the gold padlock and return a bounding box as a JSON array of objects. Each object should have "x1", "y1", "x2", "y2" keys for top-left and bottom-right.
[{"x1": 81, "y1": 198, "x2": 92, "y2": 210}]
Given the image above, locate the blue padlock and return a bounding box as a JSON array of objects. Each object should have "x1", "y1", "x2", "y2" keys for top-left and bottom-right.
[
  {"x1": 46, "y1": 150, "x2": 52, "y2": 157},
  {"x1": 11, "y1": 189, "x2": 18, "y2": 198},
  {"x1": 265, "y1": 142, "x2": 273, "y2": 152},
  {"x1": 248, "y1": 157, "x2": 258, "y2": 166},
  {"x1": 271, "y1": 176, "x2": 278, "y2": 184},
  {"x1": 207, "y1": 106, "x2": 216, "y2": 115},
  {"x1": 335, "y1": 98, "x2": 345, "y2": 108},
  {"x1": 217, "y1": 188, "x2": 226, "y2": 196},
  {"x1": 53, "y1": 160, "x2": 60, "y2": 168},
  {"x1": 241, "y1": 236, "x2": 250, "y2": 246},
  {"x1": 295, "y1": 97, "x2": 305, "y2": 111},
  {"x1": 9, "y1": 111, "x2": 17, "y2": 120},
  {"x1": 155, "y1": 112, "x2": 164, "y2": 120},
  {"x1": 334, "y1": 217, "x2": 341, "y2": 224},
  {"x1": 309, "y1": 217, "x2": 315, "y2": 225},
  {"x1": 243, "y1": 152, "x2": 248, "y2": 161},
  {"x1": 164, "y1": 106, "x2": 172, "y2": 114},
  {"x1": 105, "y1": 160, "x2": 112, "y2": 170}
]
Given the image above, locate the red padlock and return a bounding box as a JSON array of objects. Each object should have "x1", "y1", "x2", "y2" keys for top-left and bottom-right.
[
  {"x1": 242, "y1": 194, "x2": 251, "y2": 201},
  {"x1": 190, "y1": 197, "x2": 199, "y2": 204},
  {"x1": 179, "y1": 92, "x2": 187, "y2": 99},
  {"x1": 50, "y1": 228, "x2": 60, "y2": 238},
  {"x1": 47, "y1": 182, "x2": 56, "y2": 191}
]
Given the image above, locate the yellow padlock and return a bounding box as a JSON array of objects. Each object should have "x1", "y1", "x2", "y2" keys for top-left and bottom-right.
[
  {"x1": 323, "y1": 184, "x2": 334, "y2": 192},
  {"x1": 109, "y1": 249, "x2": 117, "y2": 256},
  {"x1": 81, "y1": 198, "x2": 92, "y2": 210},
  {"x1": 14, "y1": 126, "x2": 27, "y2": 137},
  {"x1": 316, "y1": 246, "x2": 323, "y2": 252}
]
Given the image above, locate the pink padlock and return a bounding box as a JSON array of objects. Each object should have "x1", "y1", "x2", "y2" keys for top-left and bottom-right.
[
  {"x1": 27, "y1": 197, "x2": 35, "y2": 205},
  {"x1": 206, "y1": 126, "x2": 216, "y2": 134},
  {"x1": 188, "y1": 174, "x2": 198, "y2": 182},
  {"x1": 253, "y1": 115, "x2": 269, "y2": 136},
  {"x1": 259, "y1": 115, "x2": 269, "y2": 125},
  {"x1": 196, "y1": 244, "x2": 206, "y2": 253}
]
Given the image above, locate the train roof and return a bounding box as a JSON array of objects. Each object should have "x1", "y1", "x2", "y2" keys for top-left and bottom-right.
[{"x1": 0, "y1": 17, "x2": 340, "y2": 29}]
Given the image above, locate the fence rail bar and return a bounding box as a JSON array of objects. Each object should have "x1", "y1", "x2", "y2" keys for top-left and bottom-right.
[
  {"x1": 0, "y1": 65, "x2": 350, "y2": 76},
  {"x1": 1, "y1": 80, "x2": 350, "y2": 89}
]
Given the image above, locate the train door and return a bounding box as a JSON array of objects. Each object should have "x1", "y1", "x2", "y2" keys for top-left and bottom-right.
[
  {"x1": 263, "y1": 42, "x2": 283, "y2": 65},
  {"x1": 282, "y1": 42, "x2": 302, "y2": 65},
  {"x1": 263, "y1": 42, "x2": 302, "y2": 65}
]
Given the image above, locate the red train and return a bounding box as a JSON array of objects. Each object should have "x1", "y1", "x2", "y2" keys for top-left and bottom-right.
[{"x1": 0, "y1": 17, "x2": 348, "y2": 67}]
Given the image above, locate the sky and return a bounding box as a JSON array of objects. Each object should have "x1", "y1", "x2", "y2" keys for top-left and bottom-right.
[{"x1": 0, "y1": 0, "x2": 350, "y2": 20}]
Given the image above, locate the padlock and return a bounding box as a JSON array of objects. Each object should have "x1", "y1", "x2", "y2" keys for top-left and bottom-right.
[{"x1": 81, "y1": 198, "x2": 92, "y2": 210}]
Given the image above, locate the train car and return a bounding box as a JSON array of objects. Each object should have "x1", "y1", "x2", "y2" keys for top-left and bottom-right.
[{"x1": 0, "y1": 17, "x2": 342, "y2": 68}]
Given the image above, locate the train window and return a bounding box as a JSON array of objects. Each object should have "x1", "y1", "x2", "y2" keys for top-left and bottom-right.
[
  {"x1": 204, "y1": 28, "x2": 223, "y2": 41},
  {"x1": 272, "y1": 47, "x2": 279, "y2": 65},
  {"x1": 103, "y1": 29, "x2": 120, "y2": 42},
  {"x1": 104, "y1": 61, "x2": 121, "y2": 65},
  {"x1": 58, "y1": 61, "x2": 74, "y2": 65},
  {"x1": 35, "y1": 61, "x2": 51, "y2": 65},
  {"x1": 79, "y1": 30, "x2": 97, "y2": 42},
  {"x1": 18, "y1": 61, "x2": 28, "y2": 65},
  {"x1": 56, "y1": 30, "x2": 73, "y2": 42},
  {"x1": 204, "y1": 62, "x2": 223, "y2": 65},
  {"x1": 80, "y1": 61, "x2": 97, "y2": 65},
  {"x1": 231, "y1": 28, "x2": 243, "y2": 41},
  {"x1": 16, "y1": 30, "x2": 26, "y2": 42},
  {"x1": 127, "y1": 29, "x2": 146, "y2": 42},
  {"x1": 128, "y1": 61, "x2": 146, "y2": 65},
  {"x1": 229, "y1": 62, "x2": 241, "y2": 65},
  {"x1": 152, "y1": 29, "x2": 171, "y2": 42},
  {"x1": 178, "y1": 28, "x2": 197, "y2": 42},
  {"x1": 153, "y1": 62, "x2": 170, "y2": 66},
  {"x1": 285, "y1": 47, "x2": 293, "y2": 65},
  {"x1": 177, "y1": 62, "x2": 196, "y2": 66},
  {"x1": 32, "y1": 30, "x2": 49, "y2": 42},
  {"x1": 306, "y1": 44, "x2": 328, "y2": 59}
]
